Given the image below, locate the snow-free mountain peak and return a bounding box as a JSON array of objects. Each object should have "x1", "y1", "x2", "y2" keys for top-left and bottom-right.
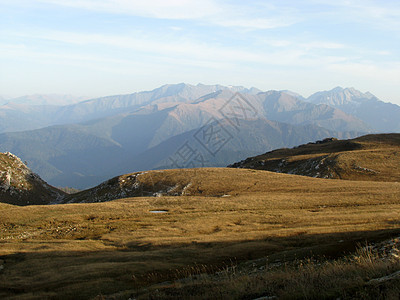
[
  {"x1": 306, "y1": 87, "x2": 400, "y2": 132},
  {"x1": 307, "y1": 87, "x2": 376, "y2": 107}
]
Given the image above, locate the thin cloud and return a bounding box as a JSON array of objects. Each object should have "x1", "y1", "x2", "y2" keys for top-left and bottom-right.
[
  {"x1": 34, "y1": 0, "x2": 298, "y2": 30},
  {"x1": 37, "y1": 0, "x2": 221, "y2": 19},
  {"x1": 1, "y1": 0, "x2": 399, "y2": 103},
  {"x1": 328, "y1": 61, "x2": 400, "y2": 85},
  {"x1": 300, "y1": 42, "x2": 346, "y2": 50},
  {"x1": 6, "y1": 29, "x2": 349, "y2": 68},
  {"x1": 213, "y1": 17, "x2": 296, "y2": 30},
  {"x1": 310, "y1": 0, "x2": 400, "y2": 32}
]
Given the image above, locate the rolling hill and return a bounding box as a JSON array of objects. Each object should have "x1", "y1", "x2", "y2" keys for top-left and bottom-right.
[
  {"x1": 1, "y1": 136, "x2": 399, "y2": 298},
  {"x1": 0, "y1": 167, "x2": 399, "y2": 299},
  {"x1": 229, "y1": 133, "x2": 400, "y2": 182},
  {"x1": 2, "y1": 133, "x2": 397, "y2": 206},
  {"x1": 1, "y1": 132, "x2": 394, "y2": 207}
]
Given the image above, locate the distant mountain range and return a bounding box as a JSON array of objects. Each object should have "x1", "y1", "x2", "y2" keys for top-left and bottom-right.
[
  {"x1": 0, "y1": 83, "x2": 398, "y2": 188},
  {"x1": 2, "y1": 94, "x2": 88, "y2": 106},
  {"x1": 0, "y1": 96, "x2": 8, "y2": 105}
]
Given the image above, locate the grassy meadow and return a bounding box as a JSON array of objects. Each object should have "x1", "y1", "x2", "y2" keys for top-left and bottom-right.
[
  {"x1": 0, "y1": 168, "x2": 399, "y2": 299},
  {"x1": 231, "y1": 134, "x2": 400, "y2": 182}
]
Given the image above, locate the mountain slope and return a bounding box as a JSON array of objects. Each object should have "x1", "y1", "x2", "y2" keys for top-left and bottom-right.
[
  {"x1": 0, "y1": 152, "x2": 65, "y2": 205},
  {"x1": 126, "y1": 118, "x2": 361, "y2": 171},
  {"x1": 63, "y1": 164, "x2": 400, "y2": 204},
  {"x1": 229, "y1": 134, "x2": 400, "y2": 182},
  {"x1": 0, "y1": 84, "x2": 376, "y2": 135},
  {"x1": 0, "y1": 124, "x2": 128, "y2": 189},
  {"x1": 0, "y1": 84, "x2": 393, "y2": 189},
  {"x1": 258, "y1": 90, "x2": 372, "y2": 132},
  {"x1": 0, "y1": 100, "x2": 223, "y2": 188},
  {"x1": 0, "y1": 103, "x2": 60, "y2": 133},
  {"x1": 0, "y1": 110, "x2": 361, "y2": 189},
  {"x1": 0, "y1": 96, "x2": 9, "y2": 105},
  {"x1": 5, "y1": 94, "x2": 87, "y2": 106},
  {"x1": 0, "y1": 83, "x2": 258, "y2": 134},
  {"x1": 307, "y1": 87, "x2": 400, "y2": 132}
]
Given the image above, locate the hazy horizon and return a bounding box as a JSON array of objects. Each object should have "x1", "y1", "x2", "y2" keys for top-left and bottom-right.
[
  {"x1": 1, "y1": 1, "x2": 399, "y2": 105},
  {"x1": 1, "y1": 83, "x2": 398, "y2": 107}
]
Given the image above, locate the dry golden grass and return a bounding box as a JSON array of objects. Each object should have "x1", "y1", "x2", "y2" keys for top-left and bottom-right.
[
  {"x1": 1, "y1": 168, "x2": 399, "y2": 299},
  {"x1": 231, "y1": 133, "x2": 400, "y2": 182},
  {"x1": 137, "y1": 243, "x2": 400, "y2": 300}
]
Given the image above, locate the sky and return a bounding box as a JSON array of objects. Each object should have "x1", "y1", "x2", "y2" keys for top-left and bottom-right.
[{"x1": 1, "y1": 0, "x2": 400, "y2": 104}]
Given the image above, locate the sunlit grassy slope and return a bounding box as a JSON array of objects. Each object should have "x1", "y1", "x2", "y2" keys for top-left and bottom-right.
[
  {"x1": 1, "y1": 168, "x2": 399, "y2": 299},
  {"x1": 229, "y1": 133, "x2": 400, "y2": 182}
]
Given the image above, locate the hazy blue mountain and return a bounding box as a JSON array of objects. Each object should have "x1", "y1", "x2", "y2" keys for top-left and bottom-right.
[
  {"x1": 0, "y1": 103, "x2": 60, "y2": 133},
  {"x1": 5, "y1": 94, "x2": 87, "y2": 106},
  {"x1": 0, "y1": 95, "x2": 363, "y2": 189},
  {"x1": 306, "y1": 87, "x2": 400, "y2": 132},
  {"x1": 0, "y1": 96, "x2": 9, "y2": 105},
  {"x1": 257, "y1": 91, "x2": 372, "y2": 132},
  {"x1": 0, "y1": 84, "x2": 397, "y2": 189},
  {"x1": 0, "y1": 125, "x2": 124, "y2": 188},
  {"x1": 0, "y1": 85, "x2": 397, "y2": 135},
  {"x1": 0, "y1": 94, "x2": 88, "y2": 133},
  {"x1": 49, "y1": 83, "x2": 262, "y2": 125},
  {"x1": 0, "y1": 99, "x2": 222, "y2": 188},
  {"x1": 279, "y1": 90, "x2": 305, "y2": 101},
  {"x1": 121, "y1": 118, "x2": 361, "y2": 174},
  {"x1": 185, "y1": 89, "x2": 371, "y2": 133},
  {"x1": 0, "y1": 83, "x2": 259, "y2": 133}
]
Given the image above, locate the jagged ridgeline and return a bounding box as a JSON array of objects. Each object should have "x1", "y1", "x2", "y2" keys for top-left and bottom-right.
[{"x1": 0, "y1": 152, "x2": 65, "y2": 205}]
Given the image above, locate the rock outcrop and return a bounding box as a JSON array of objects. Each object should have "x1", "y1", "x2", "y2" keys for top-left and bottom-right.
[{"x1": 0, "y1": 152, "x2": 65, "y2": 205}]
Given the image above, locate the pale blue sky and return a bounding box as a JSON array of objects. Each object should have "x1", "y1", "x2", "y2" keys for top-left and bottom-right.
[{"x1": 1, "y1": 0, "x2": 399, "y2": 104}]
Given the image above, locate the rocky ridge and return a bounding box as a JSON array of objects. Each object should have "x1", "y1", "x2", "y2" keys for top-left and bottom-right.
[
  {"x1": 0, "y1": 152, "x2": 65, "y2": 205},
  {"x1": 229, "y1": 134, "x2": 400, "y2": 182}
]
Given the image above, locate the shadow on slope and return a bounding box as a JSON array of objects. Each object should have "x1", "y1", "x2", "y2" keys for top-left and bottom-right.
[
  {"x1": 229, "y1": 133, "x2": 400, "y2": 182},
  {"x1": 1, "y1": 229, "x2": 399, "y2": 300},
  {"x1": 0, "y1": 152, "x2": 65, "y2": 205}
]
